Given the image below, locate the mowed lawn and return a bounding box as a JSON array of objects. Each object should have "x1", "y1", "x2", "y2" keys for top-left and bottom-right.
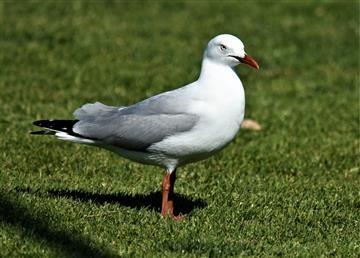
[{"x1": 0, "y1": 1, "x2": 359, "y2": 257}]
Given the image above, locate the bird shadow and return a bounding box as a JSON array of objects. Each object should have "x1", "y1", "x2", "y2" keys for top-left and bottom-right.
[
  {"x1": 3, "y1": 188, "x2": 206, "y2": 257},
  {"x1": 19, "y1": 187, "x2": 207, "y2": 216}
]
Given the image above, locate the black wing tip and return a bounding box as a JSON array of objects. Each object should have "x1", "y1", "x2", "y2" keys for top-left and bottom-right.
[
  {"x1": 31, "y1": 119, "x2": 85, "y2": 138},
  {"x1": 33, "y1": 120, "x2": 49, "y2": 127},
  {"x1": 32, "y1": 119, "x2": 79, "y2": 129}
]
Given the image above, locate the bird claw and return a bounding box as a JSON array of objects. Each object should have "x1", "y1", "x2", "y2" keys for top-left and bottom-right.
[{"x1": 161, "y1": 212, "x2": 186, "y2": 221}]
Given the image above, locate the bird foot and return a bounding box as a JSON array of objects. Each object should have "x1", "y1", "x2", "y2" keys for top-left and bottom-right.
[{"x1": 161, "y1": 212, "x2": 185, "y2": 221}]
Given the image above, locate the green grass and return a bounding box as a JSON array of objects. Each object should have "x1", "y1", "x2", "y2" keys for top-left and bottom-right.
[{"x1": 0, "y1": 1, "x2": 359, "y2": 257}]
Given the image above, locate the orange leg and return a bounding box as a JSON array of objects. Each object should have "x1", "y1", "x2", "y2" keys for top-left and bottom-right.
[{"x1": 161, "y1": 170, "x2": 183, "y2": 220}]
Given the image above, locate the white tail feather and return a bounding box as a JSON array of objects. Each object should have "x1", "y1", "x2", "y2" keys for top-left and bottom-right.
[{"x1": 55, "y1": 131, "x2": 95, "y2": 144}]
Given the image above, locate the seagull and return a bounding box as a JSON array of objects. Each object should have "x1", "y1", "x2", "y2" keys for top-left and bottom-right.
[{"x1": 31, "y1": 34, "x2": 259, "y2": 220}]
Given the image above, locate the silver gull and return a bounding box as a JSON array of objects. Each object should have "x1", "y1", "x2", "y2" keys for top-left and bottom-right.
[{"x1": 32, "y1": 34, "x2": 259, "y2": 219}]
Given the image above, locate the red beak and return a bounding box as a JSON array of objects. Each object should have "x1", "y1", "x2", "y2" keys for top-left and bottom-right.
[{"x1": 241, "y1": 54, "x2": 259, "y2": 70}]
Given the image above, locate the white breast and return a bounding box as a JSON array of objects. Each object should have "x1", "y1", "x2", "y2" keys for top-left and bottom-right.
[{"x1": 149, "y1": 72, "x2": 245, "y2": 166}]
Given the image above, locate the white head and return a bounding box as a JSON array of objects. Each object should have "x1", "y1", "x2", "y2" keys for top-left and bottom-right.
[{"x1": 204, "y1": 34, "x2": 259, "y2": 69}]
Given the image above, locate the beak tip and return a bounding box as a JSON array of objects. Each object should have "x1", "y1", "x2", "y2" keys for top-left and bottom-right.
[{"x1": 243, "y1": 54, "x2": 259, "y2": 70}]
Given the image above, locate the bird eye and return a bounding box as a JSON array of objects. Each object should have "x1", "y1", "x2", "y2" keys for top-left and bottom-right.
[{"x1": 219, "y1": 44, "x2": 227, "y2": 51}]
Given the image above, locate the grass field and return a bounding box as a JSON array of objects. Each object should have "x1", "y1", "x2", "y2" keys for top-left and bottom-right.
[{"x1": 0, "y1": 1, "x2": 359, "y2": 257}]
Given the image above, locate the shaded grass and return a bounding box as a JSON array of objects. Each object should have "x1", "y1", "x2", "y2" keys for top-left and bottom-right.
[{"x1": 0, "y1": 1, "x2": 359, "y2": 257}]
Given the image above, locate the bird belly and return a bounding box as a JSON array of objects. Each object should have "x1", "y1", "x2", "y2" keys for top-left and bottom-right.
[
  {"x1": 148, "y1": 94, "x2": 245, "y2": 166},
  {"x1": 100, "y1": 143, "x2": 179, "y2": 171}
]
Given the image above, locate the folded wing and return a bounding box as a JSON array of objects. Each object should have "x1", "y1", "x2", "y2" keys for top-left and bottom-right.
[{"x1": 73, "y1": 94, "x2": 198, "y2": 151}]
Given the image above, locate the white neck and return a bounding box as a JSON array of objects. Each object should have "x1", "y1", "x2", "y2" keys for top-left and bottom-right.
[{"x1": 198, "y1": 58, "x2": 240, "y2": 84}]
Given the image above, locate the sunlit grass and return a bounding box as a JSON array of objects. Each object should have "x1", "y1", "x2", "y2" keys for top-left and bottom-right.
[{"x1": 0, "y1": 1, "x2": 359, "y2": 257}]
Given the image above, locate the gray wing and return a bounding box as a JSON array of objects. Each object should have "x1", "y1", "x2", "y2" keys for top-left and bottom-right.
[{"x1": 72, "y1": 94, "x2": 198, "y2": 151}]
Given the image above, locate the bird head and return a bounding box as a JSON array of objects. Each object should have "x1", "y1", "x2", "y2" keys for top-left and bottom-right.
[{"x1": 204, "y1": 34, "x2": 259, "y2": 70}]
